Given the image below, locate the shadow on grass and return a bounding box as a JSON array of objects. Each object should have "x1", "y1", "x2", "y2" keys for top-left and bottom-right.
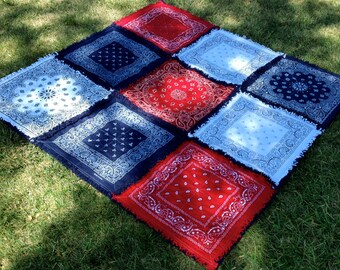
[
  {"x1": 10, "y1": 184, "x2": 198, "y2": 270},
  {"x1": 184, "y1": 0, "x2": 340, "y2": 72},
  {"x1": 1, "y1": 0, "x2": 339, "y2": 269}
]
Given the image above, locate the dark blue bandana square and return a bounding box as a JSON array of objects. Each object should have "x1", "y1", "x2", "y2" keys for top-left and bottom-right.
[
  {"x1": 57, "y1": 25, "x2": 167, "y2": 89},
  {"x1": 242, "y1": 56, "x2": 340, "y2": 128},
  {"x1": 89, "y1": 42, "x2": 137, "y2": 73},
  {"x1": 35, "y1": 94, "x2": 185, "y2": 197},
  {"x1": 83, "y1": 119, "x2": 146, "y2": 162}
]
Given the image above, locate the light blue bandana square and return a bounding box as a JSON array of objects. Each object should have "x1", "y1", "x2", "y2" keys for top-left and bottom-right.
[
  {"x1": 191, "y1": 93, "x2": 321, "y2": 185},
  {"x1": 177, "y1": 29, "x2": 283, "y2": 85}
]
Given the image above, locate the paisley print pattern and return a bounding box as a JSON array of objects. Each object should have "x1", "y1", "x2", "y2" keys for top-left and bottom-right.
[
  {"x1": 0, "y1": 55, "x2": 110, "y2": 138},
  {"x1": 113, "y1": 142, "x2": 275, "y2": 270},
  {"x1": 177, "y1": 29, "x2": 283, "y2": 85},
  {"x1": 191, "y1": 93, "x2": 321, "y2": 184},
  {"x1": 121, "y1": 60, "x2": 234, "y2": 131},
  {"x1": 243, "y1": 57, "x2": 340, "y2": 127},
  {"x1": 115, "y1": 1, "x2": 214, "y2": 53}
]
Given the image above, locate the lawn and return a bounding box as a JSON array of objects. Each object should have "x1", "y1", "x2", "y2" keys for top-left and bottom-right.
[{"x1": 0, "y1": 0, "x2": 339, "y2": 269}]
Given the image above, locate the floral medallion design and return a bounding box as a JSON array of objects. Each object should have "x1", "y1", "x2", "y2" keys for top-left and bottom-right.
[
  {"x1": 121, "y1": 60, "x2": 234, "y2": 131},
  {"x1": 270, "y1": 71, "x2": 330, "y2": 104}
]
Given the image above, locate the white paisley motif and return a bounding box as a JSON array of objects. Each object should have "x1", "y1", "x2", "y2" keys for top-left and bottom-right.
[{"x1": 12, "y1": 76, "x2": 82, "y2": 115}]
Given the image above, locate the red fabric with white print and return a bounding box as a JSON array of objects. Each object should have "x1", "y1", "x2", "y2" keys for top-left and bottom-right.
[
  {"x1": 113, "y1": 141, "x2": 275, "y2": 270},
  {"x1": 121, "y1": 60, "x2": 234, "y2": 131},
  {"x1": 115, "y1": 1, "x2": 215, "y2": 53}
]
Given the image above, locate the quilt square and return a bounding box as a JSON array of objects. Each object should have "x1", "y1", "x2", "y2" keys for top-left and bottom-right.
[
  {"x1": 177, "y1": 29, "x2": 283, "y2": 85},
  {"x1": 121, "y1": 60, "x2": 235, "y2": 131},
  {"x1": 0, "y1": 55, "x2": 110, "y2": 139},
  {"x1": 37, "y1": 94, "x2": 183, "y2": 196},
  {"x1": 58, "y1": 24, "x2": 167, "y2": 89},
  {"x1": 242, "y1": 56, "x2": 340, "y2": 127},
  {"x1": 115, "y1": 1, "x2": 214, "y2": 53},
  {"x1": 113, "y1": 141, "x2": 276, "y2": 270},
  {"x1": 191, "y1": 93, "x2": 321, "y2": 185}
]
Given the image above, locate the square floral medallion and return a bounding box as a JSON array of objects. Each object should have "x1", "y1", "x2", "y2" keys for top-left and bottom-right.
[
  {"x1": 121, "y1": 60, "x2": 234, "y2": 131},
  {"x1": 0, "y1": 55, "x2": 109, "y2": 139},
  {"x1": 242, "y1": 56, "x2": 340, "y2": 127}
]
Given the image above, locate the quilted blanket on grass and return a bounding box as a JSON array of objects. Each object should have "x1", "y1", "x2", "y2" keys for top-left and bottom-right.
[{"x1": 0, "y1": 1, "x2": 339, "y2": 269}]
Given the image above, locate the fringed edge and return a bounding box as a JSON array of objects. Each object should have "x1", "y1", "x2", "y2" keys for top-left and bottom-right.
[
  {"x1": 240, "y1": 54, "x2": 284, "y2": 90},
  {"x1": 189, "y1": 136, "x2": 278, "y2": 187},
  {"x1": 241, "y1": 55, "x2": 340, "y2": 129},
  {"x1": 111, "y1": 140, "x2": 278, "y2": 269},
  {"x1": 215, "y1": 186, "x2": 278, "y2": 267},
  {"x1": 0, "y1": 53, "x2": 57, "y2": 85},
  {"x1": 283, "y1": 55, "x2": 340, "y2": 129},
  {"x1": 109, "y1": 140, "x2": 217, "y2": 269},
  {"x1": 189, "y1": 92, "x2": 323, "y2": 186},
  {"x1": 56, "y1": 58, "x2": 114, "y2": 91},
  {"x1": 0, "y1": 54, "x2": 113, "y2": 141},
  {"x1": 188, "y1": 92, "x2": 241, "y2": 137},
  {"x1": 284, "y1": 55, "x2": 340, "y2": 79},
  {"x1": 57, "y1": 24, "x2": 170, "y2": 90},
  {"x1": 189, "y1": 86, "x2": 241, "y2": 132},
  {"x1": 35, "y1": 134, "x2": 185, "y2": 198},
  {"x1": 175, "y1": 29, "x2": 284, "y2": 85},
  {"x1": 110, "y1": 196, "x2": 218, "y2": 269},
  {"x1": 0, "y1": 114, "x2": 33, "y2": 142},
  {"x1": 215, "y1": 29, "x2": 285, "y2": 57},
  {"x1": 32, "y1": 93, "x2": 112, "y2": 142},
  {"x1": 34, "y1": 139, "x2": 113, "y2": 198},
  {"x1": 271, "y1": 127, "x2": 322, "y2": 183},
  {"x1": 34, "y1": 92, "x2": 187, "y2": 195},
  {"x1": 115, "y1": 0, "x2": 217, "y2": 54}
]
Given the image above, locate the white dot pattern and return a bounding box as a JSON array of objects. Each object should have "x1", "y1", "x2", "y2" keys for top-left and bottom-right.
[
  {"x1": 225, "y1": 111, "x2": 287, "y2": 155},
  {"x1": 12, "y1": 76, "x2": 82, "y2": 116},
  {"x1": 160, "y1": 163, "x2": 237, "y2": 224}
]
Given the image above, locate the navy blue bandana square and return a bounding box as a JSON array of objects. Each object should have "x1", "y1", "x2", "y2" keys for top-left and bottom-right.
[
  {"x1": 242, "y1": 56, "x2": 340, "y2": 127},
  {"x1": 57, "y1": 25, "x2": 167, "y2": 89},
  {"x1": 89, "y1": 42, "x2": 137, "y2": 73},
  {"x1": 84, "y1": 119, "x2": 146, "y2": 162},
  {"x1": 36, "y1": 95, "x2": 183, "y2": 196}
]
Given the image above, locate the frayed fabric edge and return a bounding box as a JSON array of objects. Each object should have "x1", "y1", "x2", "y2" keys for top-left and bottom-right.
[
  {"x1": 190, "y1": 92, "x2": 323, "y2": 186},
  {"x1": 0, "y1": 53, "x2": 57, "y2": 85}
]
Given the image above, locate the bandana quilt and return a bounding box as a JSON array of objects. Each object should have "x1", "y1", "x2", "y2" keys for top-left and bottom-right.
[
  {"x1": 58, "y1": 24, "x2": 167, "y2": 89},
  {"x1": 113, "y1": 141, "x2": 275, "y2": 270},
  {"x1": 0, "y1": 55, "x2": 110, "y2": 139},
  {"x1": 116, "y1": 1, "x2": 215, "y2": 53},
  {"x1": 37, "y1": 94, "x2": 183, "y2": 196},
  {"x1": 191, "y1": 93, "x2": 321, "y2": 185},
  {"x1": 1, "y1": 1, "x2": 339, "y2": 270},
  {"x1": 242, "y1": 56, "x2": 340, "y2": 128},
  {"x1": 177, "y1": 29, "x2": 283, "y2": 85},
  {"x1": 121, "y1": 60, "x2": 235, "y2": 131}
]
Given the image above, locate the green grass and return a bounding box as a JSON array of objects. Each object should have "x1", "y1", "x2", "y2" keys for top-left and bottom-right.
[{"x1": 0, "y1": 0, "x2": 339, "y2": 269}]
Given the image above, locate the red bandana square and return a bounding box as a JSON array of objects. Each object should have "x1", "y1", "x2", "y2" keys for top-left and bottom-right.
[
  {"x1": 115, "y1": 1, "x2": 215, "y2": 53},
  {"x1": 121, "y1": 60, "x2": 235, "y2": 131},
  {"x1": 113, "y1": 141, "x2": 276, "y2": 269}
]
